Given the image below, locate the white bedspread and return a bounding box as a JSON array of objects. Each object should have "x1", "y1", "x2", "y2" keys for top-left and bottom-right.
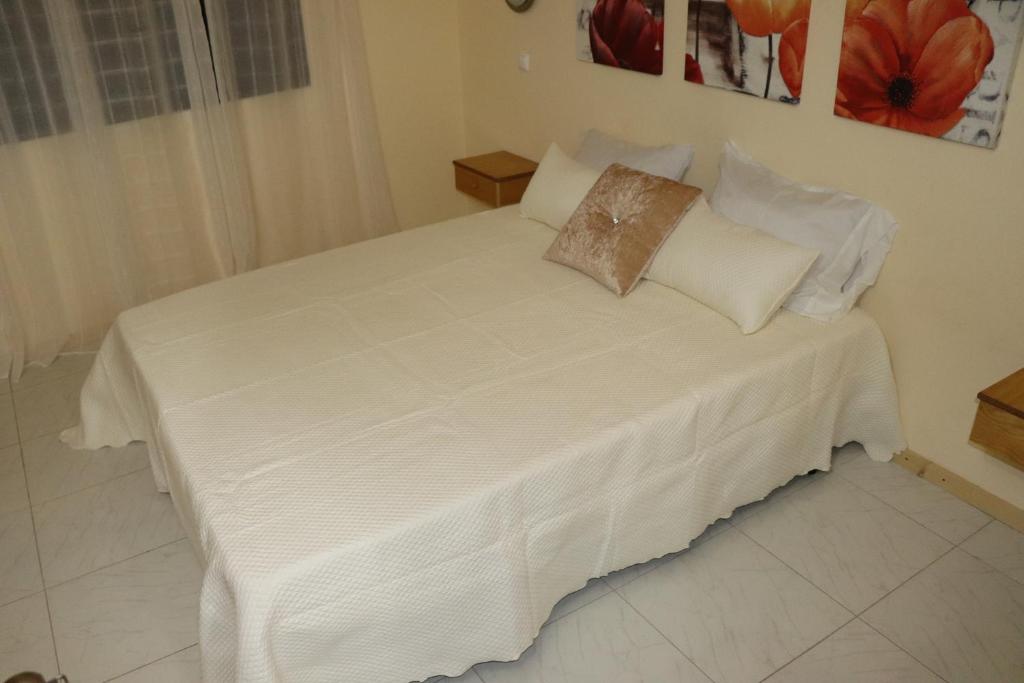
[{"x1": 64, "y1": 206, "x2": 905, "y2": 683}]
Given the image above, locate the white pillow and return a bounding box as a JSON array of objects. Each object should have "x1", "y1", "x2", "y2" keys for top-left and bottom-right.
[
  {"x1": 575, "y1": 129, "x2": 695, "y2": 181},
  {"x1": 710, "y1": 142, "x2": 897, "y2": 321},
  {"x1": 647, "y1": 196, "x2": 819, "y2": 334},
  {"x1": 520, "y1": 143, "x2": 602, "y2": 231}
]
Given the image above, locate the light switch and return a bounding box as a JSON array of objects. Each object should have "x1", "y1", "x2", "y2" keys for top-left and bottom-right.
[{"x1": 518, "y1": 52, "x2": 531, "y2": 72}]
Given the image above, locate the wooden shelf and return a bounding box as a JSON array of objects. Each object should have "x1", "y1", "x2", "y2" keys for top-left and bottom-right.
[
  {"x1": 971, "y1": 368, "x2": 1024, "y2": 471},
  {"x1": 453, "y1": 151, "x2": 538, "y2": 208}
]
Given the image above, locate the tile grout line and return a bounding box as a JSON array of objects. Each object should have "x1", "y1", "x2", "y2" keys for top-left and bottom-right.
[
  {"x1": 735, "y1": 522, "x2": 956, "y2": 683},
  {"x1": 28, "y1": 462, "x2": 154, "y2": 510},
  {"x1": 9, "y1": 368, "x2": 91, "y2": 449},
  {"x1": 857, "y1": 618, "x2": 953, "y2": 683},
  {"x1": 11, "y1": 379, "x2": 64, "y2": 678},
  {"x1": 719, "y1": 522, "x2": 860, "y2": 681},
  {"x1": 830, "y1": 456, "x2": 990, "y2": 543},
  {"x1": 9, "y1": 361, "x2": 92, "y2": 396},
  {"x1": 475, "y1": 523, "x2": 739, "y2": 681},
  {"x1": 99, "y1": 641, "x2": 198, "y2": 683},
  {"x1": 42, "y1": 535, "x2": 188, "y2": 593},
  {"x1": 726, "y1": 464, "x2": 961, "y2": 683},
  {"x1": 953, "y1": 519, "x2": 1024, "y2": 588},
  {"x1": 754, "y1": 615, "x2": 859, "y2": 683},
  {"x1": 849, "y1": 544, "x2": 957, "y2": 683},
  {"x1": 471, "y1": 578, "x2": 620, "y2": 682},
  {"x1": 957, "y1": 518, "x2": 994, "y2": 548},
  {"x1": 0, "y1": 589, "x2": 47, "y2": 612},
  {"x1": 835, "y1": 462, "x2": 1024, "y2": 589},
  {"x1": 607, "y1": 581, "x2": 718, "y2": 683}
]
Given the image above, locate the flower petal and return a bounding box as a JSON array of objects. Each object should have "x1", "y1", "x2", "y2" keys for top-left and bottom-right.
[
  {"x1": 726, "y1": 0, "x2": 774, "y2": 36},
  {"x1": 861, "y1": 0, "x2": 910, "y2": 65},
  {"x1": 911, "y1": 15, "x2": 993, "y2": 120},
  {"x1": 836, "y1": 17, "x2": 900, "y2": 113},
  {"x1": 771, "y1": 0, "x2": 811, "y2": 32},
  {"x1": 884, "y1": 106, "x2": 966, "y2": 137},
  {"x1": 779, "y1": 19, "x2": 808, "y2": 98},
  {"x1": 589, "y1": 0, "x2": 664, "y2": 74},
  {"x1": 835, "y1": 101, "x2": 856, "y2": 119},
  {"x1": 907, "y1": 0, "x2": 972, "y2": 67},
  {"x1": 685, "y1": 53, "x2": 705, "y2": 84},
  {"x1": 726, "y1": 0, "x2": 811, "y2": 36},
  {"x1": 844, "y1": 0, "x2": 874, "y2": 24},
  {"x1": 590, "y1": 16, "x2": 620, "y2": 67}
]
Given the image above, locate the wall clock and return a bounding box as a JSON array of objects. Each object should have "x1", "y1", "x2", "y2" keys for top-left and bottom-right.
[{"x1": 506, "y1": 0, "x2": 535, "y2": 12}]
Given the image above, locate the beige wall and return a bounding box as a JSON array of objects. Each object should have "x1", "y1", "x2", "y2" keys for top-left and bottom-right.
[
  {"x1": 453, "y1": 0, "x2": 1024, "y2": 506},
  {"x1": 359, "y1": 0, "x2": 474, "y2": 229}
]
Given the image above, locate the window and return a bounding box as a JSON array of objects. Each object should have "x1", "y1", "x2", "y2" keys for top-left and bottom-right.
[
  {"x1": 78, "y1": 0, "x2": 190, "y2": 125},
  {"x1": 1, "y1": 0, "x2": 311, "y2": 140},
  {"x1": 220, "y1": 0, "x2": 309, "y2": 99},
  {"x1": 0, "y1": 0, "x2": 71, "y2": 143}
]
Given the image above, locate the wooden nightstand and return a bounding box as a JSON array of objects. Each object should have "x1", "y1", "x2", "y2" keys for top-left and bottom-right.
[
  {"x1": 970, "y1": 368, "x2": 1024, "y2": 471},
  {"x1": 453, "y1": 151, "x2": 538, "y2": 208}
]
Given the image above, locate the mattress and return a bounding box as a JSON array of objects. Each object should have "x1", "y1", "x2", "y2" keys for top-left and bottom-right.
[{"x1": 64, "y1": 205, "x2": 906, "y2": 683}]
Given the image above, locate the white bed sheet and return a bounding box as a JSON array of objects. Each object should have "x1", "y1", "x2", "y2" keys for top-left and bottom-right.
[{"x1": 64, "y1": 205, "x2": 905, "y2": 683}]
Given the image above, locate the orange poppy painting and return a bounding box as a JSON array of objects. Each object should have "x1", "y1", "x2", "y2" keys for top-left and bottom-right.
[
  {"x1": 686, "y1": 0, "x2": 812, "y2": 103},
  {"x1": 836, "y1": 0, "x2": 1024, "y2": 148}
]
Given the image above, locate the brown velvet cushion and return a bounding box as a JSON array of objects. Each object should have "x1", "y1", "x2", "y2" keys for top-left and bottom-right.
[{"x1": 544, "y1": 164, "x2": 702, "y2": 296}]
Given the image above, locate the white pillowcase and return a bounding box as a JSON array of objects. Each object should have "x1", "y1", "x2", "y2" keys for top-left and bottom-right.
[
  {"x1": 710, "y1": 142, "x2": 897, "y2": 321},
  {"x1": 648, "y1": 196, "x2": 819, "y2": 334},
  {"x1": 520, "y1": 143, "x2": 601, "y2": 231},
  {"x1": 575, "y1": 129, "x2": 695, "y2": 181}
]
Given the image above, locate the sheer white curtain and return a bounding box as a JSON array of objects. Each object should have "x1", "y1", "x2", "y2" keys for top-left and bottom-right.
[
  {"x1": 0, "y1": 0, "x2": 396, "y2": 379},
  {"x1": 204, "y1": 0, "x2": 398, "y2": 265}
]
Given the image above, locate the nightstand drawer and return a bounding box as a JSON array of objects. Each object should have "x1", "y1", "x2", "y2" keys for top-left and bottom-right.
[
  {"x1": 970, "y1": 367, "x2": 1024, "y2": 471},
  {"x1": 971, "y1": 401, "x2": 1024, "y2": 470},
  {"x1": 455, "y1": 165, "x2": 500, "y2": 206},
  {"x1": 453, "y1": 151, "x2": 538, "y2": 208}
]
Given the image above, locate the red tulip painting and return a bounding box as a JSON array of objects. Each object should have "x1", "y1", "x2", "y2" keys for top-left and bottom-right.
[
  {"x1": 836, "y1": 0, "x2": 1022, "y2": 148},
  {"x1": 577, "y1": 0, "x2": 665, "y2": 76},
  {"x1": 686, "y1": 0, "x2": 812, "y2": 104}
]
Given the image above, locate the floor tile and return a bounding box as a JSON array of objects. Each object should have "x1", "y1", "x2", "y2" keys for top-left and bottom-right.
[
  {"x1": 0, "y1": 393, "x2": 16, "y2": 448},
  {"x1": 863, "y1": 549, "x2": 1024, "y2": 683},
  {"x1": 48, "y1": 540, "x2": 201, "y2": 683},
  {"x1": 545, "y1": 578, "x2": 612, "y2": 623},
  {"x1": 474, "y1": 592, "x2": 712, "y2": 683},
  {"x1": 961, "y1": 520, "x2": 1024, "y2": 585},
  {"x1": 834, "y1": 446, "x2": 990, "y2": 543},
  {"x1": 0, "y1": 376, "x2": 9, "y2": 395},
  {"x1": 108, "y1": 645, "x2": 200, "y2": 683},
  {"x1": 0, "y1": 593, "x2": 59, "y2": 678},
  {"x1": 618, "y1": 527, "x2": 851, "y2": 683},
  {"x1": 22, "y1": 433, "x2": 149, "y2": 505},
  {"x1": 13, "y1": 353, "x2": 95, "y2": 393},
  {"x1": 33, "y1": 469, "x2": 183, "y2": 586},
  {"x1": 726, "y1": 469, "x2": 826, "y2": 526},
  {"x1": 603, "y1": 517, "x2": 731, "y2": 590},
  {"x1": 764, "y1": 619, "x2": 942, "y2": 683},
  {"x1": 829, "y1": 442, "x2": 864, "y2": 470},
  {"x1": 0, "y1": 508, "x2": 43, "y2": 606},
  {"x1": 12, "y1": 371, "x2": 87, "y2": 441},
  {"x1": 0, "y1": 444, "x2": 29, "y2": 514},
  {"x1": 736, "y1": 475, "x2": 951, "y2": 612}
]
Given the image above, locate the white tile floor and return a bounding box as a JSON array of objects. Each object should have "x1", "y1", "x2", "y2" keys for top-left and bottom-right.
[{"x1": 1, "y1": 354, "x2": 1023, "y2": 683}]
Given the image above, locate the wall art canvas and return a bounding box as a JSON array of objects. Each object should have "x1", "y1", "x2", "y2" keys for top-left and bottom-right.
[
  {"x1": 836, "y1": 0, "x2": 1024, "y2": 149},
  {"x1": 684, "y1": 0, "x2": 812, "y2": 104},
  {"x1": 576, "y1": 0, "x2": 665, "y2": 76}
]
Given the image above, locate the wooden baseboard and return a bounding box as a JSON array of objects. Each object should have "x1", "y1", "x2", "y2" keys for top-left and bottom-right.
[{"x1": 895, "y1": 449, "x2": 1024, "y2": 534}]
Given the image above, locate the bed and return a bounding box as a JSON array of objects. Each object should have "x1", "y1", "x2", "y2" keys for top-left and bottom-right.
[{"x1": 64, "y1": 205, "x2": 905, "y2": 683}]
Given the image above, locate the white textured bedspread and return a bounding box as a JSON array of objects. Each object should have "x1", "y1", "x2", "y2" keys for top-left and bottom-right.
[{"x1": 64, "y1": 206, "x2": 905, "y2": 683}]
